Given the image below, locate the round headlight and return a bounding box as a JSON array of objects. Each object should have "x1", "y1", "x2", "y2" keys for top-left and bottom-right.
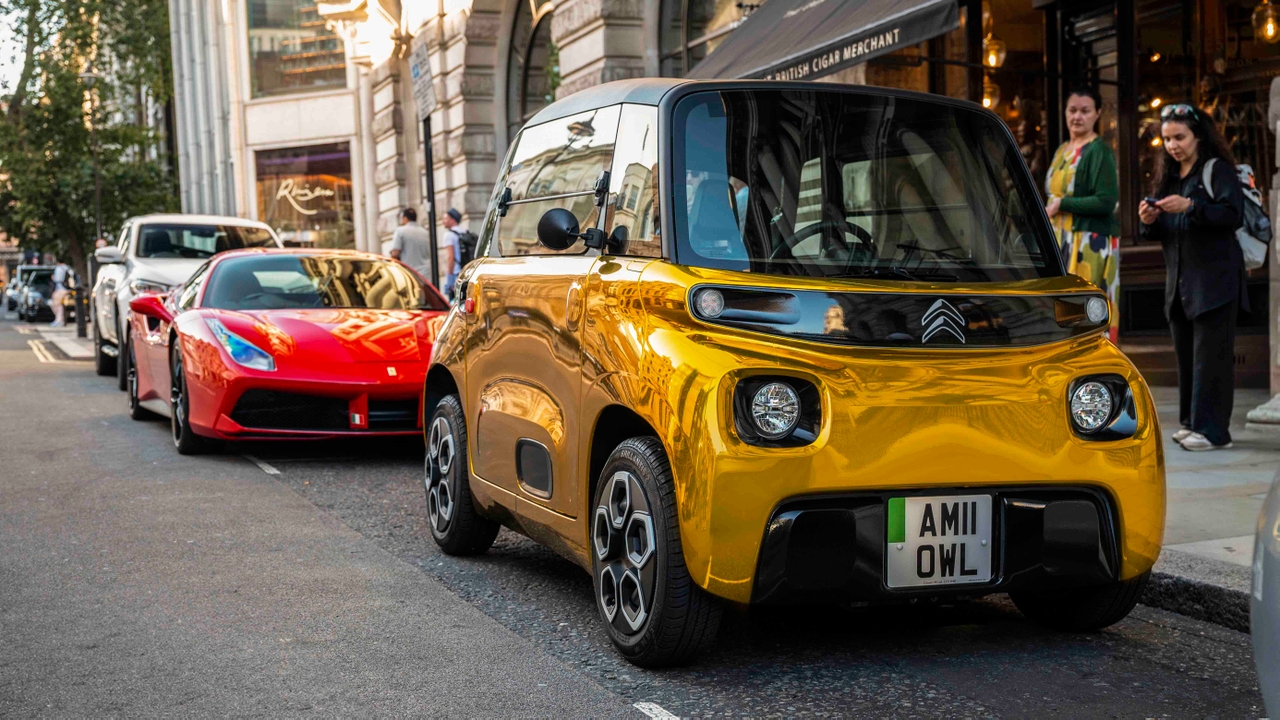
[
  {"x1": 693, "y1": 288, "x2": 724, "y2": 319},
  {"x1": 751, "y1": 382, "x2": 800, "y2": 439},
  {"x1": 1070, "y1": 381, "x2": 1114, "y2": 433},
  {"x1": 1086, "y1": 296, "x2": 1109, "y2": 324}
]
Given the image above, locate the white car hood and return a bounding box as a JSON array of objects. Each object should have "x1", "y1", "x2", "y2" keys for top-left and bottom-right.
[{"x1": 128, "y1": 257, "x2": 207, "y2": 289}]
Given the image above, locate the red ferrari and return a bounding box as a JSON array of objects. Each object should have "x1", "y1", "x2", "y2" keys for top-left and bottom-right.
[{"x1": 126, "y1": 248, "x2": 451, "y2": 454}]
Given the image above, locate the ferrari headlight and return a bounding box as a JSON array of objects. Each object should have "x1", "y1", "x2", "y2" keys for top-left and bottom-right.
[
  {"x1": 205, "y1": 318, "x2": 275, "y2": 372},
  {"x1": 750, "y1": 382, "x2": 801, "y2": 440},
  {"x1": 129, "y1": 278, "x2": 170, "y2": 296},
  {"x1": 1070, "y1": 381, "x2": 1113, "y2": 433}
]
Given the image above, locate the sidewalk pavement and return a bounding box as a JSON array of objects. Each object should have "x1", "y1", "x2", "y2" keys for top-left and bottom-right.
[
  {"x1": 1145, "y1": 385, "x2": 1279, "y2": 631},
  {"x1": 35, "y1": 324, "x2": 94, "y2": 360}
]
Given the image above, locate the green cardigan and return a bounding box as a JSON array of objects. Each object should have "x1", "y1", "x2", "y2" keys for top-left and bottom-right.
[{"x1": 1057, "y1": 138, "x2": 1121, "y2": 237}]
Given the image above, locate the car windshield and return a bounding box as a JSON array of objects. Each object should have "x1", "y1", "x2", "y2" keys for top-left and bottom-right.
[
  {"x1": 24, "y1": 270, "x2": 53, "y2": 288},
  {"x1": 204, "y1": 255, "x2": 449, "y2": 311},
  {"x1": 671, "y1": 90, "x2": 1061, "y2": 282},
  {"x1": 136, "y1": 224, "x2": 276, "y2": 259}
]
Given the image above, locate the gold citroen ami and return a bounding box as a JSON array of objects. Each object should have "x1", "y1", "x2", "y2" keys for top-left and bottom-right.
[{"x1": 421, "y1": 79, "x2": 1165, "y2": 667}]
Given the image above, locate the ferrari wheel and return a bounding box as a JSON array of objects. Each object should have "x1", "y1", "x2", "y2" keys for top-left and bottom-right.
[
  {"x1": 94, "y1": 316, "x2": 117, "y2": 376},
  {"x1": 424, "y1": 394, "x2": 498, "y2": 555},
  {"x1": 592, "y1": 437, "x2": 721, "y2": 667},
  {"x1": 169, "y1": 348, "x2": 210, "y2": 455},
  {"x1": 1011, "y1": 571, "x2": 1150, "y2": 631},
  {"x1": 127, "y1": 340, "x2": 155, "y2": 421},
  {"x1": 116, "y1": 319, "x2": 129, "y2": 391}
]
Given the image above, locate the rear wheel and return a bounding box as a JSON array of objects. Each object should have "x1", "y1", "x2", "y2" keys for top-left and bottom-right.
[
  {"x1": 127, "y1": 340, "x2": 155, "y2": 421},
  {"x1": 169, "y1": 348, "x2": 210, "y2": 455},
  {"x1": 1011, "y1": 571, "x2": 1150, "y2": 631},
  {"x1": 592, "y1": 437, "x2": 722, "y2": 667},
  {"x1": 94, "y1": 314, "x2": 117, "y2": 376},
  {"x1": 424, "y1": 394, "x2": 498, "y2": 555}
]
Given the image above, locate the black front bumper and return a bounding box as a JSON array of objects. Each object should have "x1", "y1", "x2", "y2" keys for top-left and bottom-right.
[{"x1": 751, "y1": 486, "x2": 1120, "y2": 604}]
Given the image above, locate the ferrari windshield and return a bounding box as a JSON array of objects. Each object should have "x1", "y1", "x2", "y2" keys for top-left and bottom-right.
[
  {"x1": 671, "y1": 90, "x2": 1061, "y2": 282},
  {"x1": 136, "y1": 224, "x2": 276, "y2": 259},
  {"x1": 205, "y1": 255, "x2": 448, "y2": 311}
]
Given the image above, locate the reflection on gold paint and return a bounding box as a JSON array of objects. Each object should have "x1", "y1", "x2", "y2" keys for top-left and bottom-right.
[{"x1": 479, "y1": 379, "x2": 565, "y2": 446}]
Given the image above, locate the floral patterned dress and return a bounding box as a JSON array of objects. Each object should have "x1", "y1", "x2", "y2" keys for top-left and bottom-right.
[{"x1": 1046, "y1": 141, "x2": 1121, "y2": 342}]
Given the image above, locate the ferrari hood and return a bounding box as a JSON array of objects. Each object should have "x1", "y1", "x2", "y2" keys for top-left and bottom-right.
[
  {"x1": 129, "y1": 257, "x2": 207, "y2": 288},
  {"x1": 208, "y1": 308, "x2": 445, "y2": 365}
]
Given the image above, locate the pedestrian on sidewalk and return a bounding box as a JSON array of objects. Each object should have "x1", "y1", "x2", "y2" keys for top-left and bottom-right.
[
  {"x1": 441, "y1": 208, "x2": 468, "y2": 300},
  {"x1": 1138, "y1": 103, "x2": 1246, "y2": 452},
  {"x1": 389, "y1": 207, "x2": 436, "y2": 288},
  {"x1": 49, "y1": 258, "x2": 71, "y2": 328},
  {"x1": 1045, "y1": 86, "x2": 1121, "y2": 343}
]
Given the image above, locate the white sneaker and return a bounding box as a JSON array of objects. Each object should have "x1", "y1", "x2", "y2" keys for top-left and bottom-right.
[
  {"x1": 48, "y1": 320, "x2": 64, "y2": 328},
  {"x1": 1179, "y1": 432, "x2": 1232, "y2": 451},
  {"x1": 1172, "y1": 428, "x2": 1193, "y2": 442}
]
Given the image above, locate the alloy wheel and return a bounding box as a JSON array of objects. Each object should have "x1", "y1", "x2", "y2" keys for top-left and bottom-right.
[
  {"x1": 170, "y1": 355, "x2": 185, "y2": 446},
  {"x1": 128, "y1": 346, "x2": 139, "y2": 407},
  {"x1": 593, "y1": 470, "x2": 657, "y2": 635},
  {"x1": 425, "y1": 415, "x2": 456, "y2": 533}
]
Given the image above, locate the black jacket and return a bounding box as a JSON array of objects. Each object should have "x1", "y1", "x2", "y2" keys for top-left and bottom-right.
[{"x1": 1140, "y1": 156, "x2": 1248, "y2": 319}]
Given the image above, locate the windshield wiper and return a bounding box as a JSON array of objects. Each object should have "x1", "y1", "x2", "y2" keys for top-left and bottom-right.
[{"x1": 850, "y1": 267, "x2": 959, "y2": 282}]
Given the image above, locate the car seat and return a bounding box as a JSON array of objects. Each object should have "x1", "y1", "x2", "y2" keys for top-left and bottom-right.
[
  {"x1": 140, "y1": 229, "x2": 175, "y2": 258},
  {"x1": 689, "y1": 179, "x2": 747, "y2": 260}
]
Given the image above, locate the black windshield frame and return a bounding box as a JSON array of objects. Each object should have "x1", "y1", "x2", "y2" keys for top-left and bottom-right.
[{"x1": 664, "y1": 86, "x2": 1064, "y2": 283}]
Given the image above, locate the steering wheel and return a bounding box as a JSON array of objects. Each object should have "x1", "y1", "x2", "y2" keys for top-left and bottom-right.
[{"x1": 769, "y1": 218, "x2": 875, "y2": 261}]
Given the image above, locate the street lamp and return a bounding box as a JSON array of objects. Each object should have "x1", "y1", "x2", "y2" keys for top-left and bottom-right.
[{"x1": 76, "y1": 64, "x2": 101, "y2": 340}]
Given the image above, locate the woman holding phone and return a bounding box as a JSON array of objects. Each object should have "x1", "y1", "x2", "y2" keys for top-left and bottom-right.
[
  {"x1": 1045, "y1": 86, "x2": 1121, "y2": 342},
  {"x1": 1138, "y1": 103, "x2": 1246, "y2": 451}
]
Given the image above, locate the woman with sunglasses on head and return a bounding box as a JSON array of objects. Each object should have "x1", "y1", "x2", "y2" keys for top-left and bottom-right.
[
  {"x1": 1138, "y1": 103, "x2": 1247, "y2": 451},
  {"x1": 1045, "y1": 86, "x2": 1122, "y2": 343}
]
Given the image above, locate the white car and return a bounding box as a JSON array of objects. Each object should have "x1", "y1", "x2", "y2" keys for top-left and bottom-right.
[
  {"x1": 92, "y1": 214, "x2": 282, "y2": 384},
  {"x1": 1254, "y1": 468, "x2": 1279, "y2": 715}
]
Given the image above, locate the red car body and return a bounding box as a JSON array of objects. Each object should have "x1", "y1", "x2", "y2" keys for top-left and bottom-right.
[{"x1": 127, "y1": 248, "x2": 449, "y2": 442}]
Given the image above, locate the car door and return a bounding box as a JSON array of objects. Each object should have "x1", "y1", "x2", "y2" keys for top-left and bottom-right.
[{"x1": 466, "y1": 105, "x2": 620, "y2": 522}]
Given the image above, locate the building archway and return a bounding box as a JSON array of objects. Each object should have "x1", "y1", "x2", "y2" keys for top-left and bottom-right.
[
  {"x1": 658, "y1": 0, "x2": 754, "y2": 77},
  {"x1": 506, "y1": 0, "x2": 559, "y2": 139}
]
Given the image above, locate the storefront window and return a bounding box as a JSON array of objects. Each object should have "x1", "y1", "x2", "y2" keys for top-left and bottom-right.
[
  {"x1": 660, "y1": 0, "x2": 762, "y2": 77},
  {"x1": 255, "y1": 143, "x2": 355, "y2": 248},
  {"x1": 247, "y1": 0, "x2": 347, "y2": 98},
  {"x1": 507, "y1": 0, "x2": 558, "y2": 139}
]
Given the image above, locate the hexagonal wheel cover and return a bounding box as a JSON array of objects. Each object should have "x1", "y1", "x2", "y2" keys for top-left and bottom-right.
[{"x1": 624, "y1": 511, "x2": 654, "y2": 568}]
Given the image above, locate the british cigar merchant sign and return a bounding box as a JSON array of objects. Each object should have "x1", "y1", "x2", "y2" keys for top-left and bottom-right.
[{"x1": 687, "y1": 0, "x2": 957, "y2": 82}]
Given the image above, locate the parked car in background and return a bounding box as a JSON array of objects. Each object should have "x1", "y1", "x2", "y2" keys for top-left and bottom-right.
[
  {"x1": 126, "y1": 249, "x2": 451, "y2": 454},
  {"x1": 15, "y1": 267, "x2": 74, "y2": 323},
  {"x1": 5, "y1": 265, "x2": 40, "y2": 311},
  {"x1": 92, "y1": 214, "x2": 282, "y2": 382},
  {"x1": 1254, "y1": 469, "x2": 1279, "y2": 715}
]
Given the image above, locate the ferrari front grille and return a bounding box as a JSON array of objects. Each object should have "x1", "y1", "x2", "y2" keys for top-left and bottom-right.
[{"x1": 230, "y1": 389, "x2": 349, "y2": 431}]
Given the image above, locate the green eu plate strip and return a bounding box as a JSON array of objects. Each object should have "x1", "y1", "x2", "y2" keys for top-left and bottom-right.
[{"x1": 887, "y1": 497, "x2": 905, "y2": 544}]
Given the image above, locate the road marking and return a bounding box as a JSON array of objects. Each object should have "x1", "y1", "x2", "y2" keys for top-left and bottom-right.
[
  {"x1": 28, "y1": 339, "x2": 67, "y2": 364},
  {"x1": 14, "y1": 326, "x2": 35, "y2": 334},
  {"x1": 242, "y1": 455, "x2": 281, "y2": 476},
  {"x1": 633, "y1": 702, "x2": 679, "y2": 719}
]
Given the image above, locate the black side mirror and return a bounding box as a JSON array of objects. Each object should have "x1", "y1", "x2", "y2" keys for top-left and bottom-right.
[{"x1": 537, "y1": 208, "x2": 580, "y2": 250}]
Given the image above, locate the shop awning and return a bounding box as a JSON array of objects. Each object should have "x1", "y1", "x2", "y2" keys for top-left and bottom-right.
[{"x1": 687, "y1": 0, "x2": 959, "y2": 81}]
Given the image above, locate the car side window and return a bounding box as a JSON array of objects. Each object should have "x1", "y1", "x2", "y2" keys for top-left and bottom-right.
[
  {"x1": 498, "y1": 105, "x2": 620, "y2": 257},
  {"x1": 177, "y1": 262, "x2": 211, "y2": 310},
  {"x1": 604, "y1": 105, "x2": 661, "y2": 258}
]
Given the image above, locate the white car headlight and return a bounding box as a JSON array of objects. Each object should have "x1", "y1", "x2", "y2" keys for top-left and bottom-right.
[
  {"x1": 205, "y1": 318, "x2": 276, "y2": 372},
  {"x1": 750, "y1": 382, "x2": 801, "y2": 440},
  {"x1": 1070, "y1": 381, "x2": 1114, "y2": 433},
  {"x1": 129, "y1": 278, "x2": 170, "y2": 296}
]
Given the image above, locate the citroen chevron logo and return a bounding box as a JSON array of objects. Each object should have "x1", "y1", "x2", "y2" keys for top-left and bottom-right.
[{"x1": 921, "y1": 299, "x2": 966, "y2": 344}]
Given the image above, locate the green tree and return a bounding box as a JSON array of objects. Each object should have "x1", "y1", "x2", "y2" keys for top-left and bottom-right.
[{"x1": 0, "y1": 0, "x2": 178, "y2": 282}]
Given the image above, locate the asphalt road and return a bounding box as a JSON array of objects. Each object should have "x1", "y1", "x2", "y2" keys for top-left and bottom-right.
[{"x1": 0, "y1": 314, "x2": 1267, "y2": 717}]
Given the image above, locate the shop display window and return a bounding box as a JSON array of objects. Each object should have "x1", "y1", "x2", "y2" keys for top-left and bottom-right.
[{"x1": 255, "y1": 143, "x2": 355, "y2": 249}]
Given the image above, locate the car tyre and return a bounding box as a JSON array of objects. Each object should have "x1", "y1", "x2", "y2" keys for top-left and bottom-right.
[
  {"x1": 1011, "y1": 571, "x2": 1150, "y2": 631},
  {"x1": 94, "y1": 313, "x2": 117, "y2": 376},
  {"x1": 127, "y1": 339, "x2": 156, "y2": 421},
  {"x1": 169, "y1": 348, "x2": 211, "y2": 455},
  {"x1": 592, "y1": 436, "x2": 722, "y2": 668},
  {"x1": 424, "y1": 394, "x2": 499, "y2": 555},
  {"x1": 116, "y1": 318, "x2": 130, "y2": 391}
]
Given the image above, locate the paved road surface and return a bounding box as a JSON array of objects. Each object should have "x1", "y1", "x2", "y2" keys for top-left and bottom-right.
[{"x1": 0, "y1": 316, "x2": 1266, "y2": 717}]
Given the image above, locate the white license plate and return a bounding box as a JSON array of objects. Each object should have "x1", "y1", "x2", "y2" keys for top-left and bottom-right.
[{"x1": 885, "y1": 495, "x2": 992, "y2": 588}]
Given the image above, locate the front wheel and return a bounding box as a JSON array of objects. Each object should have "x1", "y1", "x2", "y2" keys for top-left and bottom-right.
[
  {"x1": 592, "y1": 437, "x2": 722, "y2": 667},
  {"x1": 423, "y1": 394, "x2": 498, "y2": 555},
  {"x1": 116, "y1": 319, "x2": 129, "y2": 391},
  {"x1": 1011, "y1": 571, "x2": 1150, "y2": 631},
  {"x1": 127, "y1": 339, "x2": 155, "y2": 421},
  {"x1": 169, "y1": 348, "x2": 210, "y2": 455},
  {"x1": 94, "y1": 314, "x2": 117, "y2": 376}
]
